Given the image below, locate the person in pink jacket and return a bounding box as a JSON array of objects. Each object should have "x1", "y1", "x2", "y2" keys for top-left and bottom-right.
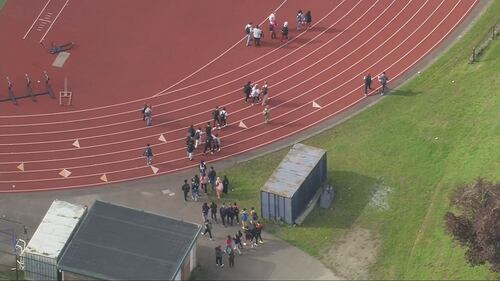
[{"x1": 215, "y1": 177, "x2": 224, "y2": 199}]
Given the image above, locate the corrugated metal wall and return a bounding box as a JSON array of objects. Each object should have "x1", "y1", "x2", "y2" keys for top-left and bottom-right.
[{"x1": 261, "y1": 147, "x2": 327, "y2": 224}]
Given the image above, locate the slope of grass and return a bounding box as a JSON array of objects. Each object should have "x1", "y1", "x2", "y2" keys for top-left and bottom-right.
[
  {"x1": 212, "y1": 1, "x2": 500, "y2": 279},
  {"x1": 0, "y1": 1, "x2": 5, "y2": 10}
]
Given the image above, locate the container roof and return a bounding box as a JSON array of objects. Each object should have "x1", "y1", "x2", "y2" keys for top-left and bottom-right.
[
  {"x1": 24, "y1": 200, "x2": 87, "y2": 259},
  {"x1": 58, "y1": 200, "x2": 201, "y2": 281},
  {"x1": 261, "y1": 143, "x2": 326, "y2": 198}
]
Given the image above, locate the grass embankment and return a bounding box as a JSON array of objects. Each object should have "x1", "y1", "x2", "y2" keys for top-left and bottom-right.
[
  {"x1": 0, "y1": 1, "x2": 5, "y2": 10},
  {"x1": 212, "y1": 1, "x2": 500, "y2": 279}
]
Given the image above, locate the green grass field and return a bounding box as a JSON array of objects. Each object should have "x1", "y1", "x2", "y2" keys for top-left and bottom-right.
[
  {"x1": 0, "y1": 1, "x2": 5, "y2": 10},
  {"x1": 211, "y1": 1, "x2": 500, "y2": 279}
]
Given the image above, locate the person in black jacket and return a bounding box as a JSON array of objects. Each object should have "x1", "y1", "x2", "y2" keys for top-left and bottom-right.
[
  {"x1": 219, "y1": 203, "x2": 227, "y2": 227},
  {"x1": 243, "y1": 82, "x2": 252, "y2": 102},
  {"x1": 210, "y1": 201, "x2": 218, "y2": 223},
  {"x1": 363, "y1": 74, "x2": 372, "y2": 96},
  {"x1": 222, "y1": 176, "x2": 229, "y2": 194},
  {"x1": 181, "y1": 179, "x2": 190, "y2": 201}
]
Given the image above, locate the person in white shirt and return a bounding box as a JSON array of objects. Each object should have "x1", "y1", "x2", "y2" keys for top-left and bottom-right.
[
  {"x1": 219, "y1": 107, "x2": 228, "y2": 128},
  {"x1": 253, "y1": 25, "x2": 263, "y2": 46},
  {"x1": 250, "y1": 84, "x2": 260, "y2": 104}
]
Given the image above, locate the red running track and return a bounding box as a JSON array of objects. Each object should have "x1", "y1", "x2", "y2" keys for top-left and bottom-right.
[{"x1": 0, "y1": 0, "x2": 478, "y2": 192}]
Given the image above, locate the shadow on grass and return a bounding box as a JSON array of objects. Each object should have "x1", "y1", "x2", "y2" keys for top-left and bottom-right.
[{"x1": 388, "y1": 89, "x2": 423, "y2": 97}]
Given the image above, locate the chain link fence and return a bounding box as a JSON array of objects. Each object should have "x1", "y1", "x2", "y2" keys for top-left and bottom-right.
[{"x1": 0, "y1": 218, "x2": 29, "y2": 281}]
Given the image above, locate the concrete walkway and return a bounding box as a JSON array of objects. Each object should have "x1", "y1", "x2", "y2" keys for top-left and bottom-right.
[{"x1": 0, "y1": 166, "x2": 340, "y2": 280}]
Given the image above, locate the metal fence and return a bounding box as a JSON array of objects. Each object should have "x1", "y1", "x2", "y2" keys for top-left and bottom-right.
[
  {"x1": 469, "y1": 18, "x2": 499, "y2": 63},
  {"x1": 0, "y1": 218, "x2": 29, "y2": 281}
]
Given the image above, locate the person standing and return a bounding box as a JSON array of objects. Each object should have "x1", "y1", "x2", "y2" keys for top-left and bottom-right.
[
  {"x1": 222, "y1": 175, "x2": 229, "y2": 194},
  {"x1": 253, "y1": 25, "x2": 263, "y2": 46},
  {"x1": 233, "y1": 202, "x2": 240, "y2": 224},
  {"x1": 378, "y1": 71, "x2": 389, "y2": 95},
  {"x1": 243, "y1": 81, "x2": 252, "y2": 102},
  {"x1": 208, "y1": 167, "x2": 217, "y2": 191},
  {"x1": 210, "y1": 201, "x2": 218, "y2": 223},
  {"x1": 215, "y1": 176, "x2": 224, "y2": 199},
  {"x1": 219, "y1": 203, "x2": 227, "y2": 227},
  {"x1": 363, "y1": 74, "x2": 373, "y2": 96},
  {"x1": 144, "y1": 105, "x2": 152, "y2": 126},
  {"x1": 219, "y1": 107, "x2": 228, "y2": 128},
  {"x1": 201, "y1": 173, "x2": 209, "y2": 193},
  {"x1": 250, "y1": 84, "x2": 260, "y2": 104},
  {"x1": 181, "y1": 179, "x2": 190, "y2": 201},
  {"x1": 281, "y1": 21, "x2": 289, "y2": 41},
  {"x1": 203, "y1": 219, "x2": 213, "y2": 240},
  {"x1": 263, "y1": 106, "x2": 270, "y2": 123},
  {"x1": 232, "y1": 234, "x2": 242, "y2": 255},
  {"x1": 227, "y1": 204, "x2": 235, "y2": 226},
  {"x1": 305, "y1": 10, "x2": 312, "y2": 29},
  {"x1": 194, "y1": 127, "x2": 203, "y2": 148},
  {"x1": 297, "y1": 10, "x2": 304, "y2": 31},
  {"x1": 187, "y1": 124, "x2": 195, "y2": 139},
  {"x1": 215, "y1": 245, "x2": 224, "y2": 268},
  {"x1": 269, "y1": 12, "x2": 277, "y2": 39},
  {"x1": 245, "y1": 22, "x2": 253, "y2": 47},
  {"x1": 213, "y1": 134, "x2": 221, "y2": 153},
  {"x1": 199, "y1": 160, "x2": 207, "y2": 176},
  {"x1": 241, "y1": 208, "x2": 249, "y2": 228},
  {"x1": 143, "y1": 144, "x2": 153, "y2": 165},
  {"x1": 212, "y1": 106, "x2": 221, "y2": 128},
  {"x1": 141, "y1": 104, "x2": 148, "y2": 121},
  {"x1": 255, "y1": 221, "x2": 264, "y2": 243},
  {"x1": 261, "y1": 81, "x2": 269, "y2": 105},
  {"x1": 191, "y1": 175, "x2": 200, "y2": 201}
]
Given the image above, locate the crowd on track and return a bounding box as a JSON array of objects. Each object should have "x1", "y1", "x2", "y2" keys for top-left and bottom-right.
[{"x1": 140, "y1": 8, "x2": 390, "y2": 166}]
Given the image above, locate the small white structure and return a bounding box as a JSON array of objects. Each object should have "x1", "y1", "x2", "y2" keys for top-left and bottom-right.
[{"x1": 22, "y1": 200, "x2": 87, "y2": 281}]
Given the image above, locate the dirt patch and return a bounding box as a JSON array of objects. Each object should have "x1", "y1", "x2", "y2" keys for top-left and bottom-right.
[
  {"x1": 369, "y1": 177, "x2": 392, "y2": 211},
  {"x1": 322, "y1": 226, "x2": 381, "y2": 280}
]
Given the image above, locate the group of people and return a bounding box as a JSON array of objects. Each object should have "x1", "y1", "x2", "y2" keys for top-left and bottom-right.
[
  {"x1": 296, "y1": 10, "x2": 312, "y2": 31},
  {"x1": 363, "y1": 71, "x2": 390, "y2": 96},
  {"x1": 243, "y1": 81, "x2": 271, "y2": 123},
  {"x1": 181, "y1": 161, "x2": 232, "y2": 201},
  {"x1": 202, "y1": 204, "x2": 264, "y2": 268}
]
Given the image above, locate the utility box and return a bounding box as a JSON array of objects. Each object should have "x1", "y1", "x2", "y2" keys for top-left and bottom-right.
[
  {"x1": 22, "y1": 200, "x2": 87, "y2": 281},
  {"x1": 260, "y1": 143, "x2": 327, "y2": 224}
]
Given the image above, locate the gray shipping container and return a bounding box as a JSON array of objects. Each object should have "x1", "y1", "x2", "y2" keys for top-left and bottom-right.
[
  {"x1": 22, "y1": 200, "x2": 86, "y2": 281},
  {"x1": 261, "y1": 143, "x2": 327, "y2": 224}
]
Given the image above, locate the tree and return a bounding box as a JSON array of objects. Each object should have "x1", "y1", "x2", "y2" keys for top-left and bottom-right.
[{"x1": 444, "y1": 178, "x2": 500, "y2": 272}]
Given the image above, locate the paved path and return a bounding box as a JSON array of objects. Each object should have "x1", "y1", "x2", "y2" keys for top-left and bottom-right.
[{"x1": 0, "y1": 166, "x2": 340, "y2": 280}]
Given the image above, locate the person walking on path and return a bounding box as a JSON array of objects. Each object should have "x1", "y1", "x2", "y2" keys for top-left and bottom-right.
[
  {"x1": 233, "y1": 202, "x2": 240, "y2": 224},
  {"x1": 181, "y1": 179, "x2": 190, "y2": 201},
  {"x1": 187, "y1": 124, "x2": 195, "y2": 139},
  {"x1": 227, "y1": 204, "x2": 235, "y2": 226},
  {"x1": 378, "y1": 71, "x2": 389, "y2": 95},
  {"x1": 245, "y1": 22, "x2": 253, "y2": 47},
  {"x1": 215, "y1": 245, "x2": 224, "y2": 268},
  {"x1": 187, "y1": 140, "x2": 195, "y2": 161},
  {"x1": 255, "y1": 221, "x2": 264, "y2": 243},
  {"x1": 261, "y1": 81, "x2": 269, "y2": 106},
  {"x1": 143, "y1": 144, "x2": 153, "y2": 165},
  {"x1": 225, "y1": 238, "x2": 235, "y2": 268},
  {"x1": 233, "y1": 233, "x2": 243, "y2": 255},
  {"x1": 281, "y1": 21, "x2": 289, "y2": 41},
  {"x1": 203, "y1": 219, "x2": 214, "y2": 240},
  {"x1": 305, "y1": 11, "x2": 312, "y2": 29},
  {"x1": 191, "y1": 175, "x2": 200, "y2": 201},
  {"x1": 210, "y1": 201, "x2": 218, "y2": 223},
  {"x1": 199, "y1": 160, "x2": 207, "y2": 176},
  {"x1": 363, "y1": 74, "x2": 372, "y2": 96},
  {"x1": 202, "y1": 202, "x2": 210, "y2": 222},
  {"x1": 263, "y1": 106, "x2": 270, "y2": 123},
  {"x1": 208, "y1": 167, "x2": 217, "y2": 191},
  {"x1": 250, "y1": 207, "x2": 258, "y2": 224},
  {"x1": 243, "y1": 81, "x2": 252, "y2": 102},
  {"x1": 211, "y1": 133, "x2": 221, "y2": 153},
  {"x1": 253, "y1": 25, "x2": 263, "y2": 46}
]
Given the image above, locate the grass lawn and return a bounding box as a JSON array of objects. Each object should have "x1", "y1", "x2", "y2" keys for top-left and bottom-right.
[
  {"x1": 211, "y1": 1, "x2": 500, "y2": 279},
  {"x1": 0, "y1": 1, "x2": 5, "y2": 10}
]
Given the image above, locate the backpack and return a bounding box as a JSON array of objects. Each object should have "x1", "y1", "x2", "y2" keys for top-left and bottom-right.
[
  {"x1": 195, "y1": 130, "x2": 201, "y2": 139},
  {"x1": 252, "y1": 212, "x2": 258, "y2": 221},
  {"x1": 245, "y1": 26, "x2": 250, "y2": 34},
  {"x1": 225, "y1": 245, "x2": 233, "y2": 255}
]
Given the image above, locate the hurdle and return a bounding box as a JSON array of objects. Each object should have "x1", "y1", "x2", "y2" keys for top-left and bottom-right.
[
  {"x1": 59, "y1": 77, "x2": 72, "y2": 105},
  {"x1": 1, "y1": 71, "x2": 57, "y2": 104}
]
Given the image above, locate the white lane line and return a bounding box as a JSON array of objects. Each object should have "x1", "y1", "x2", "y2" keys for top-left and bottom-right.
[
  {"x1": 23, "y1": 0, "x2": 52, "y2": 39},
  {"x1": 38, "y1": 18, "x2": 52, "y2": 23},
  {"x1": 39, "y1": 0, "x2": 71, "y2": 43}
]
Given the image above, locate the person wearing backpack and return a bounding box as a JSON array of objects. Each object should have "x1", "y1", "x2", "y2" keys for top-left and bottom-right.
[
  {"x1": 194, "y1": 127, "x2": 203, "y2": 148},
  {"x1": 143, "y1": 144, "x2": 153, "y2": 165},
  {"x1": 203, "y1": 219, "x2": 214, "y2": 240},
  {"x1": 226, "y1": 242, "x2": 235, "y2": 267},
  {"x1": 215, "y1": 245, "x2": 224, "y2": 268},
  {"x1": 245, "y1": 22, "x2": 253, "y2": 46},
  {"x1": 241, "y1": 208, "x2": 249, "y2": 229}
]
